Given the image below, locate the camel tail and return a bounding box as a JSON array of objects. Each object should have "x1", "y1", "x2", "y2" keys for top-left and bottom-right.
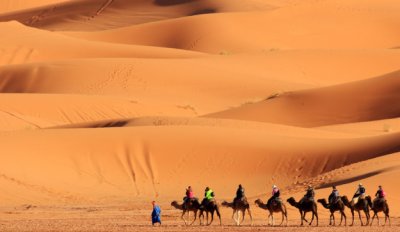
[{"x1": 366, "y1": 196, "x2": 373, "y2": 208}]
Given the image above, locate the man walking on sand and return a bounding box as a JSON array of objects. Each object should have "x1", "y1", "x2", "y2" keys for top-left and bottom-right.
[{"x1": 151, "y1": 201, "x2": 161, "y2": 226}]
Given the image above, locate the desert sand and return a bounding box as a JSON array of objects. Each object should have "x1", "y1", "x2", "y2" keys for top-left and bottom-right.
[{"x1": 0, "y1": 0, "x2": 399, "y2": 231}]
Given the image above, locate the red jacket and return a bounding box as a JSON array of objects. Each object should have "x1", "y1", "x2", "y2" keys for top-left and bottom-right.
[{"x1": 186, "y1": 190, "x2": 194, "y2": 199}]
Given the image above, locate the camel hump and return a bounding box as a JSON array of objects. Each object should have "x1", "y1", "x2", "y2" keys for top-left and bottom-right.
[{"x1": 234, "y1": 197, "x2": 249, "y2": 208}]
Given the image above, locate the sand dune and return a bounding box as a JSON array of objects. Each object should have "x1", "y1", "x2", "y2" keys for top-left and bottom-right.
[
  {"x1": 0, "y1": 51, "x2": 398, "y2": 120},
  {"x1": 0, "y1": 0, "x2": 277, "y2": 31},
  {"x1": 0, "y1": 94, "x2": 206, "y2": 131},
  {"x1": 0, "y1": 0, "x2": 400, "y2": 229},
  {"x1": 63, "y1": 1, "x2": 400, "y2": 53},
  {"x1": 0, "y1": 21, "x2": 202, "y2": 66},
  {"x1": 0, "y1": 124, "x2": 399, "y2": 206},
  {"x1": 207, "y1": 71, "x2": 400, "y2": 127}
]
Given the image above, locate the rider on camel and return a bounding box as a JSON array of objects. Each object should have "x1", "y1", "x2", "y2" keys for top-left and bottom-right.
[{"x1": 267, "y1": 185, "x2": 281, "y2": 206}]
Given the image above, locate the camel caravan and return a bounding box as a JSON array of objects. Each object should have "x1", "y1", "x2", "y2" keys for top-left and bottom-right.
[{"x1": 170, "y1": 184, "x2": 390, "y2": 226}]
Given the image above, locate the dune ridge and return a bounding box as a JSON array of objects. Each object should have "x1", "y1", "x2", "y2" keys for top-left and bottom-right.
[
  {"x1": 0, "y1": 1, "x2": 399, "y2": 228},
  {"x1": 207, "y1": 70, "x2": 400, "y2": 127}
]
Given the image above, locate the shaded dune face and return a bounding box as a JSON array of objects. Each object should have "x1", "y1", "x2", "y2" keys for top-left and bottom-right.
[
  {"x1": 0, "y1": 0, "x2": 273, "y2": 31},
  {"x1": 0, "y1": 0, "x2": 399, "y2": 221},
  {"x1": 153, "y1": 0, "x2": 197, "y2": 6}
]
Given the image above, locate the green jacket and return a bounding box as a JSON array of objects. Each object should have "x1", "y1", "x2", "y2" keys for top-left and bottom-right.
[{"x1": 205, "y1": 189, "x2": 214, "y2": 200}]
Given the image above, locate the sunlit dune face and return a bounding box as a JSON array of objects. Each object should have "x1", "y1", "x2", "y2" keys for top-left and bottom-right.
[{"x1": 0, "y1": 0, "x2": 399, "y2": 230}]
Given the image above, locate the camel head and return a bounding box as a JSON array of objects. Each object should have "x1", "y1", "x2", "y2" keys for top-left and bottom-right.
[
  {"x1": 254, "y1": 199, "x2": 269, "y2": 210},
  {"x1": 221, "y1": 201, "x2": 232, "y2": 208},
  {"x1": 286, "y1": 197, "x2": 297, "y2": 207},
  {"x1": 317, "y1": 198, "x2": 329, "y2": 208},
  {"x1": 317, "y1": 198, "x2": 327, "y2": 204},
  {"x1": 341, "y1": 195, "x2": 350, "y2": 207},
  {"x1": 254, "y1": 199, "x2": 264, "y2": 205},
  {"x1": 171, "y1": 201, "x2": 180, "y2": 208}
]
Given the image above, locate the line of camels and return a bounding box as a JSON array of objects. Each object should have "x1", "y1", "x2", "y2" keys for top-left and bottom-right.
[{"x1": 170, "y1": 194, "x2": 390, "y2": 226}]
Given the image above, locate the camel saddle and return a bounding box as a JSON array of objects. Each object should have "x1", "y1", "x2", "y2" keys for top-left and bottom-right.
[
  {"x1": 352, "y1": 195, "x2": 366, "y2": 205},
  {"x1": 234, "y1": 197, "x2": 248, "y2": 207},
  {"x1": 272, "y1": 197, "x2": 282, "y2": 206},
  {"x1": 372, "y1": 197, "x2": 386, "y2": 208}
]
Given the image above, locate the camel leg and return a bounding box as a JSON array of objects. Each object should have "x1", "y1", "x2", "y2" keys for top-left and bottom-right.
[
  {"x1": 232, "y1": 210, "x2": 238, "y2": 225},
  {"x1": 189, "y1": 211, "x2": 197, "y2": 226},
  {"x1": 237, "y1": 210, "x2": 241, "y2": 226},
  {"x1": 370, "y1": 212, "x2": 376, "y2": 226},
  {"x1": 339, "y1": 210, "x2": 345, "y2": 226},
  {"x1": 199, "y1": 211, "x2": 203, "y2": 225},
  {"x1": 181, "y1": 211, "x2": 188, "y2": 225},
  {"x1": 280, "y1": 211, "x2": 284, "y2": 226},
  {"x1": 233, "y1": 210, "x2": 238, "y2": 226},
  {"x1": 247, "y1": 208, "x2": 253, "y2": 226},
  {"x1": 377, "y1": 212, "x2": 380, "y2": 226},
  {"x1": 208, "y1": 211, "x2": 214, "y2": 226},
  {"x1": 284, "y1": 208, "x2": 288, "y2": 226},
  {"x1": 271, "y1": 213, "x2": 275, "y2": 226},
  {"x1": 332, "y1": 213, "x2": 336, "y2": 226},
  {"x1": 358, "y1": 211, "x2": 363, "y2": 226},
  {"x1": 383, "y1": 214, "x2": 386, "y2": 226},
  {"x1": 300, "y1": 211, "x2": 305, "y2": 226},
  {"x1": 302, "y1": 211, "x2": 309, "y2": 223},
  {"x1": 329, "y1": 213, "x2": 333, "y2": 226},
  {"x1": 365, "y1": 209, "x2": 370, "y2": 226},
  {"x1": 384, "y1": 214, "x2": 390, "y2": 226},
  {"x1": 267, "y1": 214, "x2": 271, "y2": 226},
  {"x1": 309, "y1": 212, "x2": 314, "y2": 226},
  {"x1": 386, "y1": 213, "x2": 391, "y2": 226},
  {"x1": 350, "y1": 210, "x2": 354, "y2": 226},
  {"x1": 339, "y1": 211, "x2": 343, "y2": 226},
  {"x1": 241, "y1": 210, "x2": 245, "y2": 225},
  {"x1": 216, "y1": 208, "x2": 222, "y2": 226}
]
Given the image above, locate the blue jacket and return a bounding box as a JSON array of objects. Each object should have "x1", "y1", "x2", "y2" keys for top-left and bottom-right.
[{"x1": 152, "y1": 206, "x2": 161, "y2": 223}]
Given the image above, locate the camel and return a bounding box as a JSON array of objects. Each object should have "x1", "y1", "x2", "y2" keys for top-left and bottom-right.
[
  {"x1": 198, "y1": 200, "x2": 222, "y2": 226},
  {"x1": 171, "y1": 200, "x2": 201, "y2": 225},
  {"x1": 221, "y1": 199, "x2": 253, "y2": 226},
  {"x1": 342, "y1": 195, "x2": 370, "y2": 226},
  {"x1": 287, "y1": 197, "x2": 318, "y2": 226},
  {"x1": 254, "y1": 199, "x2": 288, "y2": 226},
  {"x1": 317, "y1": 197, "x2": 347, "y2": 226},
  {"x1": 367, "y1": 197, "x2": 390, "y2": 226}
]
